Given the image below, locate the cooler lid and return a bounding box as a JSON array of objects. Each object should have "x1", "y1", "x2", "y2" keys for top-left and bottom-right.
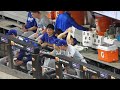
[{"x1": 98, "y1": 44, "x2": 118, "y2": 51}]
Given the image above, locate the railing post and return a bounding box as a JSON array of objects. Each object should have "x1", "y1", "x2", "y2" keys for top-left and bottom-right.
[
  {"x1": 79, "y1": 65, "x2": 85, "y2": 79},
  {"x1": 32, "y1": 48, "x2": 42, "y2": 79},
  {"x1": 55, "y1": 61, "x2": 63, "y2": 79},
  {"x1": 7, "y1": 39, "x2": 14, "y2": 69}
]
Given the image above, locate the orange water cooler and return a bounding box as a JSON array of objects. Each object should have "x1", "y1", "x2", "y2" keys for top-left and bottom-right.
[
  {"x1": 47, "y1": 11, "x2": 65, "y2": 21},
  {"x1": 47, "y1": 11, "x2": 56, "y2": 20},
  {"x1": 70, "y1": 11, "x2": 85, "y2": 25},
  {"x1": 58, "y1": 11, "x2": 64, "y2": 14},
  {"x1": 98, "y1": 45, "x2": 118, "y2": 62},
  {"x1": 95, "y1": 14, "x2": 112, "y2": 36}
]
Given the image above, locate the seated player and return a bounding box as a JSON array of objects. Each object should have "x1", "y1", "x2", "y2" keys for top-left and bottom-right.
[
  {"x1": 0, "y1": 29, "x2": 19, "y2": 65},
  {"x1": 38, "y1": 24, "x2": 57, "y2": 48},
  {"x1": 54, "y1": 28, "x2": 63, "y2": 37},
  {"x1": 43, "y1": 38, "x2": 61, "y2": 71},
  {"x1": 28, "y1": 11, "x2": 52, "y2": 41},
  {"x1": 22, "y1": 11, "x2": 37, "y2": 37},
  {"x1": 13, "y1": 38, "x2": 36, "y2": 73}
]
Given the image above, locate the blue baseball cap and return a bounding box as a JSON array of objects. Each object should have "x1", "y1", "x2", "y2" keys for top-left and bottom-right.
[
  {"x1": 53, "y1": 38, "x2": 60, "y2": 45},
  {"x1": 7, "y1": 29, "x2": 17, "y2": 36},
  {"x1": 56, "y1": 39, "x2": 68, "y2": 46}
]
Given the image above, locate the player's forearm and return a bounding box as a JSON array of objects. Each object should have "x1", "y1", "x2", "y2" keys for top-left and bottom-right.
[
  {"x1": 27, "y1": 26, "x2": 37, "y2": 31},
  {"x1": 57, "y1": 31, "x2": 67, "y2": 39},
  {"x1": 66, "y1": 32, "x2": 71, "y2": 44},
  {"x1": 38, "y1": 39, "x2": 43, "y2": 45},
  {"x1": 47, "y1": 43, "x2": 53, "y2": 47}
]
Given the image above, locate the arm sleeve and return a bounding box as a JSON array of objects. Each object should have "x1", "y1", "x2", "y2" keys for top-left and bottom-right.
[
  {"x1": 26, "y1": 12, "x2": 29, "y2": 22},
  {"x1": 50, "y1": 50, "x2": 56, "y2": 55},
  {"x1": 68, "y1": 45, "x2": 75, "y2": 57},
  {"x1": 23, "y1": 55, "x2": 32, "y2": 64},
  {"x1": 81, "y1": 59, "x2": 87, "y2": 63},
  {"x1": 33, "y1": 19, "x2": 38, "y2": 27},
  {"x1": 40, "y1": 34, "x2": 45, "y2": 42},
  {"x1": 17, "y1": 52, "x2": 24, "y2": 61},
  {"x1": 68, "y1": 16, "x2": 86, "y2": 31}
]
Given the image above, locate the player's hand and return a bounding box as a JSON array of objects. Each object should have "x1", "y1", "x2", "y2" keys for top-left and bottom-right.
[
  {"x1": 11, "y1": 41, "x2": 15, "y2": 45},
  {"x1": 41, "y1": 29, "x2": 46, "y2": 34},
  {"x1": 22, "y1": 28, "x2": 28, "y2": 32},
  {"x1": 83, "y1": 66, "x2": 87, "y2": 71},
  {"x1": 55, "y1": 57, "x2": 59, "y2": 62},
  {"x1": 32, "y1": 58, "x2": 35, "y2": 61},
  {"x1": 37, "y1": 28, "x2": 42, "y2": 33},
  {"x1": 15, "y1": 60, "x2": 23, "y2": 65},
  {"x1": 67, "y1": 27, "x2": 73, "y2": 33},
  {"x1": 111, "y1": 76, "x2": 115, "y2": 79},
  {"x1": 22, "y1": 24, "x2": 26, "y2": 28},
  {"x1": 34, "y1": 33, "x2": 39, "y2": 39},
  {"x1": 41, "y1": 43, "x2": 48, "y2": 47}
]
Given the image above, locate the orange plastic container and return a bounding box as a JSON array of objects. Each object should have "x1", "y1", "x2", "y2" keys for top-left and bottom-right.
[
  {"x1": 51, "y1": 11, "x2": 55, "y2": 20},
  {"x1": 95, "y1": 15, "x2": 112, "y2": 36},
  {"x1": 70, "y1": 11, "x2": 85, "y2": 25},
  {"x1": 47, "y1": 11, "x2": 56, "y2": 20},
  {"x1": 47, "y1": 12, "x2": 51, "y2": 19},
  {"x1": 98, "y1": 45, "x2": 118, "y2": 62},
  {"x1": 58, "y1": 11, "x2": 64, "y2": 14}
]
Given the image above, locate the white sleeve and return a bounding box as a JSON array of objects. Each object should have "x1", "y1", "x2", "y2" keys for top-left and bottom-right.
[
  {"x1": 41, "y1": 17, "x2": 51, "y2": 27},
  {"x1": 78, "y1": 52, "x2": 87, "y2": 63},
  {"x1": 68, "y1": 45, "x2": 75, "y2": 57},
  {"x1": 81, "y1": 59, "x2": 87, "y2": 63}
]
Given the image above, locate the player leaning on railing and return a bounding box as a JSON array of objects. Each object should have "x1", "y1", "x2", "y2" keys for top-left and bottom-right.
[
  {"x1": 0, "y1": 29, "x2": 19, "y2": 66},
  {"x1": 54, "y1": 39, "x2": 87, "y2": 79}
]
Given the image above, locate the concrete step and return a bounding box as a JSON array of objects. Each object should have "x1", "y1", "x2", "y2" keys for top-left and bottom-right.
[
  {"x1": 0, "y1": 71, "x2": 19, "y2": 79},
  {"x1": 0, "y1": 64, "x2": 33, "y2": 79},
  {"x1": 0, "y1": 11, "x2": 27, "y2": 23}
]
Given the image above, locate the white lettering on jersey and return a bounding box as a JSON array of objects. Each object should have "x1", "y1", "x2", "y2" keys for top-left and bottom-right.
[{"x1": 27, "y1": 17, "x2": 34, "y2": 22}]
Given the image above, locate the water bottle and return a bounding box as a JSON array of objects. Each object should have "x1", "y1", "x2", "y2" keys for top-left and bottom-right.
[{"x1": 116, "y1": 27, "x2": 120, "y2": 41}]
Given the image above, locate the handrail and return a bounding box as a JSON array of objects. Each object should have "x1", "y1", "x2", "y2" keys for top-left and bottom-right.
[
  {"x1": 56, "y1": 55, "x2": 120, "y2": 79},
  {"x1": 36, "y1": 52, "x2": 120, "y2": 79},
  {"x1": 18, "y1": 35, "x2": 54, "y2": 52},
  {"x1": 0, "y1": 33, "x2": 42, "y2": 54},
  {"x1": 0, "y1": 33, "x2": 32, "y2": 47},
  {"x1": 1, "y1": 32, "x2": 120, "y2": 79}
]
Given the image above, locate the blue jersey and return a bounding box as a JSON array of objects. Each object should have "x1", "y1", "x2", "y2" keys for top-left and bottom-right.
[
  {"x1": 17, "y1": 49, "x2": 32, "y2": 64},
  {"x1": 17, "y1": 37, "x2": 39, "y2": 63},
  {"x1": 55, "y1": 12, "x2": 86, "y2": 32},
  {"x1": 25, "y1": 12, "x2": 37, "y2": 33},
  {"x1": 40, "y1": 33, "x2": 57, "y2": 44}
]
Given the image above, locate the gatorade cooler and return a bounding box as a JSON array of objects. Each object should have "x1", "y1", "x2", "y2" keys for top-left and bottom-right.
[
  {"x1": 95, "y1": 14, "x2": 112, "y2": 36},
  {"x1": 98, "y1": 45, "x2": 118, "y2": 62}
]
